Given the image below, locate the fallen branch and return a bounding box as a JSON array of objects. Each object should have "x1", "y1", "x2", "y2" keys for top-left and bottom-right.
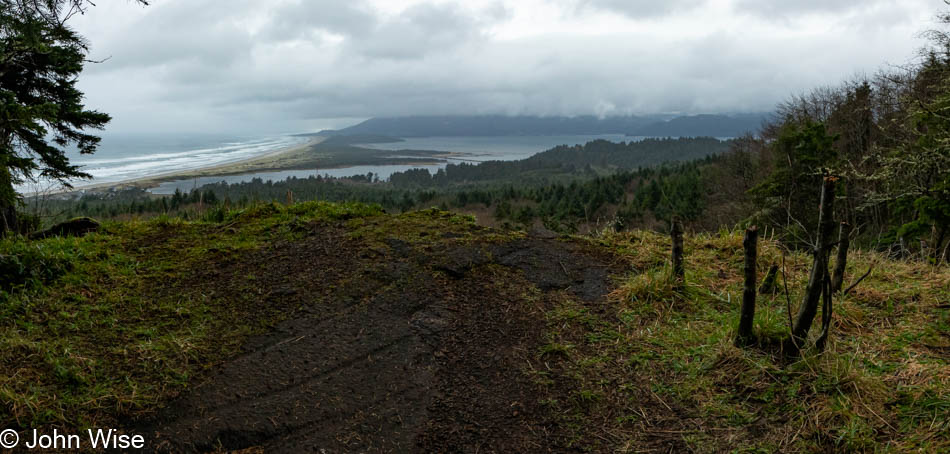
[
  {"x1": 706, "y1": 289, "x2": 732, "y2": 305},
  {"x1": 843, "y1": 266, "x2": 873, "y2": 296}
]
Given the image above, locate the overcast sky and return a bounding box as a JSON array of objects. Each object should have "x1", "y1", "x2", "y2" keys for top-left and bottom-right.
[{"x1": 70, "y1": 0, "x2": 941, "y2": 135}]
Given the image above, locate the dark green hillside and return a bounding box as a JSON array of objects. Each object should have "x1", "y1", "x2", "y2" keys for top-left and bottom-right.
[{"x1": 522, "y1": 137, "x2": 729, "y2": 169}]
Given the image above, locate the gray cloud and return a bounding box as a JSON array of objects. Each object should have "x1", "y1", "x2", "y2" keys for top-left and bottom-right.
[
  {"x1": 69, "y1": 0, "x2": 936, "y2": 134},
  {"x1": 733, "y1": 0, "x2": 919, "y2": 23},
  {"x1": 82, "y1": 0, "x2": 255, "y2": 72},
  {"x1": 735, "y1": 0, "x2": 860, "y2": 16},
  {"x1": 262, "y1": 0, "x2": 376, "y2": 42},
  {"x1": 572, "y1": 0, "x2": 709, "y2": 19},
  {"x1": 349, "y1": 3, "x2": 490, "y2": 60}
]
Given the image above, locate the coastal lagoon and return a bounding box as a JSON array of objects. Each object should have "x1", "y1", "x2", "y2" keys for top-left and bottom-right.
[
  {"x1": 359, "y1": 134, "x2": 631, "y2": 162},
  {"x1": 147, "y1": 163, "x2": 449, "y2": 195}
]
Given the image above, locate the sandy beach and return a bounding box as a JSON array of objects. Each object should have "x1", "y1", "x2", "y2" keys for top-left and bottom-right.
[
  {"x1": 59, "y1": 136, "x2": 326, "y2": 195},
  {"x1": 29, "y1": 135, "x2": 470, "y2": 199}
]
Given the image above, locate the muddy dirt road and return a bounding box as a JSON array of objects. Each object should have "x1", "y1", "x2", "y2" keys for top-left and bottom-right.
[{"x1": 137, "y1": 222, "x2": 620, "y2": 453}]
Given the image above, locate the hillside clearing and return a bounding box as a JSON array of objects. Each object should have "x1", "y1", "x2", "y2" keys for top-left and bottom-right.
[{"x1": 1, "y1": 202, "x2": 947, "y2": 452}]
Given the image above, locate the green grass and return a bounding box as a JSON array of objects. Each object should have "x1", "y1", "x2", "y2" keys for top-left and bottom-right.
[
  {"x1": 1, "y1": 202, "x2": 947, "y2": 453},
  {"x1": 0, "y1": 201, "x2": 382, "y2": 430},
  {"x1": 538, "y1": 228, "x2": 950, "y2": 452}
]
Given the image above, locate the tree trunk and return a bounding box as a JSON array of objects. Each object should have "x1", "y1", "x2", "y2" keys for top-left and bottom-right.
[
  {"x1": 0, "y1": 166, "x2": 18, "y2": 236},
  {"x1": 736, "y1": 226, "x2": 758, "y2": 346},
  {"x1": 670, "y1": 216, "x2": 684, "y2": 282},
  {"x1": 787, "y1": 176, "x2": 837, "y2": 355},
  {"x1": 0, "y1": 203, "x2": 15, "y2": 235},
  {"x1": 934, "y1": 226, "x2": 947, "y2": 267},
  {"x1": 815, "y1": 269, "x2": 834, "y2": 351},
  {"x1": 759, "y1": 264, "x2": 779, "y2": 294},
  {"x1": 830, "y1": 222, "x2": 852, "y2": 292}
]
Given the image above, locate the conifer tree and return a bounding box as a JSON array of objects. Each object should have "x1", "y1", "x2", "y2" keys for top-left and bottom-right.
[{"x1": 0, "y1": 0, "x2": 146, "y2": 234}]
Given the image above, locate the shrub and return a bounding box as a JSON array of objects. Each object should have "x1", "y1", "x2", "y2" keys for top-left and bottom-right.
[{"x1": 0, "y1": 241, "x2": 75, "y2": 294}]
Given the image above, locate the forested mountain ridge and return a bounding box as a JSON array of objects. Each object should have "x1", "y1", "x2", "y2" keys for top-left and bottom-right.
[
  {"x1": 318, "y1": 113, "x2": 769, "y2": 138},
  {"x1": 632, "y1": 113, "x2": 769, "y2": 137},
  {"x1": 319, "y1": 115, "x2": 658, "y2": 136}
]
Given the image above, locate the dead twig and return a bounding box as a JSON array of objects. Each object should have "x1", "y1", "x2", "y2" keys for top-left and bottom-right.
[{"x1": 843, "y1": 266, "x2": 873, "y2": 296}]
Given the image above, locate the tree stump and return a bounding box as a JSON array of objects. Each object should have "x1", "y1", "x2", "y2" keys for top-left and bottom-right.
[
  {"x1": 736, "y1": 226, "x2": 759, "y2": 346},
  {"x1": 671, "y1": 216, "x2": 684, "y2": 282},
  {"x1": 831, "y1": 222, "x2": 852, "y2": 292}
]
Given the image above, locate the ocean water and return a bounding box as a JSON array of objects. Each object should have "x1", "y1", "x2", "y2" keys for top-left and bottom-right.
[
  {"x1": 18, "y1": 133, "x2": 309, "y2": 194},
  {"x1": 79, "y1": 133, "x2": 311, "y2": 182}
]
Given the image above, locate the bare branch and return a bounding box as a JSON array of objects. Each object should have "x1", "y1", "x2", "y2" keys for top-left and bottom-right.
[{"x1": 843, "y1": 266, "x2": 873, "y2": 296}]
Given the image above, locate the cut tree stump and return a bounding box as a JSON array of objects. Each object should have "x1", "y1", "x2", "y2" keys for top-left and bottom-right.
[{"x1": 736, "y1": 226, "x2": 759, "y2": 346}]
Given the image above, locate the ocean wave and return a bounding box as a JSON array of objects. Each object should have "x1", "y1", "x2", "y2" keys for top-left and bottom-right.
[
  {"x1": 74, "y1": 136, "x2": 306, "y2": 181},
  {"x1": 75, "y1": 137, "x2": 299, "y2": 166}
]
